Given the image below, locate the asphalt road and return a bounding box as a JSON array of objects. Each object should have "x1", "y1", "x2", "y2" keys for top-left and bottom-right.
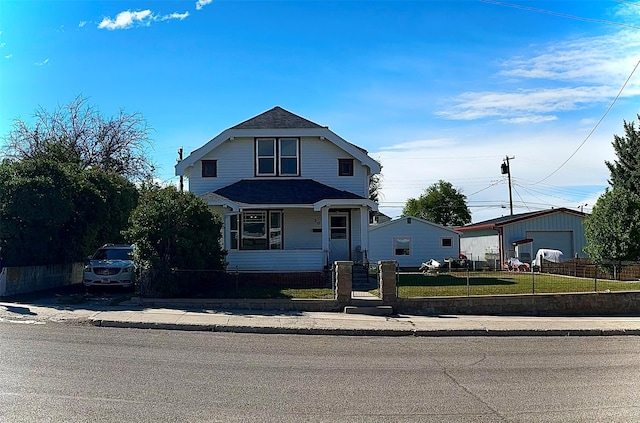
[{"x1": 1, "y1": 324, "x2": 640, "y2": 422}]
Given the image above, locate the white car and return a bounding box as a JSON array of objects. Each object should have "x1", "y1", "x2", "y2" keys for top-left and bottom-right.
[{"x1": 83, "y1": 244, "x2": 135, "y2": 288}]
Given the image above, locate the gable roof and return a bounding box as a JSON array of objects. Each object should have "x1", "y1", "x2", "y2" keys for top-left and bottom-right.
[
  {"x1": 457, "y1": 207, "x2": 586, "y2": 232},
  {"x1": 370, "y1": 216, "x2": 461, "y2": 235},
  {"x1": 175, "y1": 106, "x2": 381, "y2": 176},
  {"x1": 231, "y1": 106, "x2": 324, "y2": 130},
  {"x1": 214, "y1": 179, "x2": 365, "y2": 205}
]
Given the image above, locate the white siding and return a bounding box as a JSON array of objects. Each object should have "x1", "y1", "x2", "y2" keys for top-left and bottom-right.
[
  {"x1": 188, "y1": 137, "x2": 255, "y2": 195},
  {"x1": 369, "y1": 218, "x2": 460, "y2": 268},
  {"x1": 226, "y1": 249, "x2": 325, "y2": 272},
  {"x1": 187, "y1": 136, "x2": 370, "y2": 197},
  {"x1": 300, "y1": 137, "x2": 368, "y2": 196},
  {"x1": 284, "y1": 209, "x2": 322, "y2": 249},
  {"x1": 460, "y1": 230, "x2": 499, "y2": 262}
]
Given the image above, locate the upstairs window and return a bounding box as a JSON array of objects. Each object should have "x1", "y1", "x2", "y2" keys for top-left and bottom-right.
[
  {"x1": 279, "y1": 138, "x2": 299, "y2": 176},
  {"x1": 441, "y1": 237, "x2": 453, "y2": 248},
  {"x1": 256, "y1": 138, "x2": 299, "y2": 176},
  {"x1": 256, "y1": 139, "x2": 276, "y2": 175},
  {"x1": 202, "y1": 160, "x2": 217, "y2": 177},
  {"x1": 338, "y1": 159, "x2": 354, "y2": 176}
]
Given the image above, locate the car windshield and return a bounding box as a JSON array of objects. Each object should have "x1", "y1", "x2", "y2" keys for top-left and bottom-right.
[{"x1": 93, "y1": 248, "x2": 132, "y2": 261}]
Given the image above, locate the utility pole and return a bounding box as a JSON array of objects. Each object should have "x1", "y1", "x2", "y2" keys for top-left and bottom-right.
[
  {"x1": 177, "y1": 147, "x2": 184, "y2": 192},
  {"x1": 501, "y1": 156, "x2": 515, "y2": 215}
]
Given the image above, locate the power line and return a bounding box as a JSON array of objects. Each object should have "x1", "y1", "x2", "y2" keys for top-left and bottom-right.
[
  {"x1": 481, "y1": 0, "x2": 640, "y2": 30},
  {"x1": 532, "y1": 58, "x2": 640, "y2": 185}
]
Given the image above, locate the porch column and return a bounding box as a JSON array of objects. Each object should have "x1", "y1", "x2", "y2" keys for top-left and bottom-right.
[
  {"x1": 223, "y1": 212, "x2": 231, "y2": 251},
  {"x1": 321, "y1": 206, "x2": 330, "y2": 259},
  {"x1": 359, "y1": 206, "x2": 369, "y2": 262}
]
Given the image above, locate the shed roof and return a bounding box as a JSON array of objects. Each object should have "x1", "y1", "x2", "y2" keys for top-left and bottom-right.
[
  {"x1": 370, "y1": 216, "x2": 461, "y2": 235},
  {"x1": 456, "y1": 207, "x2": 586, "y2": 232}
]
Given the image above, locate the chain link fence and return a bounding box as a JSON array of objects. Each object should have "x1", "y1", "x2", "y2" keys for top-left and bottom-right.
[{"x1": 397, "y1": 259, "x2": 640, "y2": 298}]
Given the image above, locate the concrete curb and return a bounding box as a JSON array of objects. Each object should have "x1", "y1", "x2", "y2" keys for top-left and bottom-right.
[{"x1": 88, "y1": 318, "x2": 640, "y2": 337}]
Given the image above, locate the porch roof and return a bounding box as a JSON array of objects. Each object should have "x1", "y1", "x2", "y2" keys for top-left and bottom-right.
[{"x1": 213, "y1": 179, "x2": 366, "y2": 205}]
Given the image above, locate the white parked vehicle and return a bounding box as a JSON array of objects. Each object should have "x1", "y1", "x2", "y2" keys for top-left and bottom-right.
[
  {"x1": 83, "y1": 244, "x2": 135, "y2": 288},
  {"x1": 532, "y1": 249, "x2": 564, "y2": 267}
]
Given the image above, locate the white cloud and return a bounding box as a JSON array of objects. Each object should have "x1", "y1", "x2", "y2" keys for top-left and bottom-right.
[
  {"x1": 34, "y1": 58, "x2": 49, "y2": 66},
  {"x1": 98, "y1": 10, "x2": 153, "y2": 30},
  {"x1": 160, "y1": 11, "x2": 189, "y2": 21},
  {"x1": 437, "y1": 30, "x2": 640, "y2": 123},
  {"x1": 500, "y1": 115, "x2": 558, "y2": 124},
  {"x1": 4, "y1": 54, "x2": 12, "y2": 59},
  {"x1": 437, "y1": 86, "x2": 615, "y2": 121},
  {"x1": 97, "y1": 9, "x2": 189, "y2": 30},
  {"x1": 196, "y1": 0, "x2": 213, "y2": 11},
  {"x1": 78, "y1": 21, "x2": 87, "y2": 28},
  {"x1": 0, "y1": 42, "x2": 5, "y2": 48},
  {"x1": 380, "y1": 139, "x2": 456, "y2": 151}
]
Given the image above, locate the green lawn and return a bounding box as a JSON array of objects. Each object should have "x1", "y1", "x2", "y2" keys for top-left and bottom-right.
[
  {"x1": 206, "y1": 285, "x2": 334, "y2": 299},
  {"x1": 398, "y1": 271, "x2": 640, "y2": 297}
]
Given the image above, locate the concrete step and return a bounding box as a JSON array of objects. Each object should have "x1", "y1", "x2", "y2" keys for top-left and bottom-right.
[{"x1": 344, "y1": 305, "x2": 394, "y2": 316}]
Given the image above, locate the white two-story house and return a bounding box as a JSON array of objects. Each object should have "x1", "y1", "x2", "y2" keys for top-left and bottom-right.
[{"x1": 175, "y1": 106, "x2": 381, "y2": 273}]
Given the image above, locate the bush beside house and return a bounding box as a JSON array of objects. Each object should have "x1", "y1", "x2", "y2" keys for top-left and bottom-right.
[{"x1": 124, "y1": 185, "x2": 226, "y2": 297}]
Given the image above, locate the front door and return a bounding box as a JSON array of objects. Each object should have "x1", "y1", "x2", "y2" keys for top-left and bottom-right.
[{"x1": 329, "y1": 212, "x2": 350, "y2": 263}]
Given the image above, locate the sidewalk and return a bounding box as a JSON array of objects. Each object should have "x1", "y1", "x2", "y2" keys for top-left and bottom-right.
[
  {"x1": 88, "y1": 306, "x2": 640, "y2": 336},
  {"x1": 4, "y1": 299, "x2": 640, "y2": 336}
]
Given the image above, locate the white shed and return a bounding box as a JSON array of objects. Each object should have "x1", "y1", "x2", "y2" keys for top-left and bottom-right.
[{"x1": 368, "y1": 216, "x2": 461, "y2": 269}]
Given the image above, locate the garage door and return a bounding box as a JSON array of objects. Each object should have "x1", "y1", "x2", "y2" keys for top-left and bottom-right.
[{"x1": 527, "y1": 231, "x2": 573, "y2": 258}]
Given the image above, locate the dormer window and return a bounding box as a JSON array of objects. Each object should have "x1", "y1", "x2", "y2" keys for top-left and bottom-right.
[{"x1": 256, "y1": 138, "x2": 299, "y2": 176}]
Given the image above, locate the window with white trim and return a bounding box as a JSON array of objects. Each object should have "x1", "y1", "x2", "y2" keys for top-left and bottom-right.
[
  {"x1": 255, "y1": 138, "x2": 299, "y2": 176},
  {"x1": 393, "y1": 237, "x2": 412, "y2": 256},
  {"x1": 279, "y1": 138, "x2": 299, "y2": 176},
  {"x1": 234, "y1": 210, "x2": 283, "y2": 250},
  {"x1": 256, "y1": 139, "x2": 276, "y2": 175},
  {"x1": 441, "y1": 237, "x2": 453, "y2": 248}
]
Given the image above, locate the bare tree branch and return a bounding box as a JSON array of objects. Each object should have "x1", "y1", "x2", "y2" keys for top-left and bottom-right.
[{"x1": 2, "y1": 95, "x2": 155, "y2": 181}]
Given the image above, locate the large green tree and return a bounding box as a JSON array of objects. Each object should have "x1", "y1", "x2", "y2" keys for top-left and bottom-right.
[
  {"x1": 0, "y1": 158, "x2": 137, "y2": 266},
  {"x1": 583, "y1": 187, "x2": 640, "y2": 264},
  {"x1": 606, "y1": 114, "x2": 640, "y2": 195},
  {"x1": 402, "y1": 180, "x2": 471, "y2": 226},
  {"x1": 584, "y1": 116, "x2": 640, "y2": 264},
  {"x1": 3, "y1": 95, "x2": 155, "y2": 181}
]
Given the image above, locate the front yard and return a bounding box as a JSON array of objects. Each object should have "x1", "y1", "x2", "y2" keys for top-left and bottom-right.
[{"x1": 397, "y1": 271, "x2": 640, "y2": 297}]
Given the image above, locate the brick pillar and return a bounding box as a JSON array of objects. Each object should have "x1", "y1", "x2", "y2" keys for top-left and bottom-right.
[
  {"x1": 334, "y1": 261, "x2": 353, "y2": 304},
  {"x1": 378, "y1": 260, "x2": 397, "y2": 303}
]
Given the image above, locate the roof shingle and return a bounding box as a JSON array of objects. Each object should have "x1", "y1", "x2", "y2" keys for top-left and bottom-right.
[
  {"x1": 231, "y1": 106, "x2": 324, "y2": 130},
  {"x1": 214, "y1": 179, "x2": 364, "y2": 204}
]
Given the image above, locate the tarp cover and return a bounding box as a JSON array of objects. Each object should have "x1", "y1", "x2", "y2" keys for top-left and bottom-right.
[{"x1": 532, "y1": 249, "x2": 564, "y2": 266}]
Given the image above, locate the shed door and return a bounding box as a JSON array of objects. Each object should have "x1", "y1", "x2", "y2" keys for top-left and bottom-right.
[
  {"x1": 329, "y1": 213, "x2": 350, "y2": 263},
  {"x1": 527, "y1": 231, "x2": 573, "y2": 258}
]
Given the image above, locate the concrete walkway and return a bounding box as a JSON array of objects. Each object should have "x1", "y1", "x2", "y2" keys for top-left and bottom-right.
[
  {"x1": 88, "y1": 308, "x2": 640, "y2": 336},
  {"x1": 3, "y1": 299, "x2": 640, "y2": 336}
]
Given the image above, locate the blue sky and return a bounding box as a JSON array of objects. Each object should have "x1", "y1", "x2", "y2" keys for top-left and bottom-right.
[{"x1": 1, "y1": 1, "x2": 639, "y2": 223}]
